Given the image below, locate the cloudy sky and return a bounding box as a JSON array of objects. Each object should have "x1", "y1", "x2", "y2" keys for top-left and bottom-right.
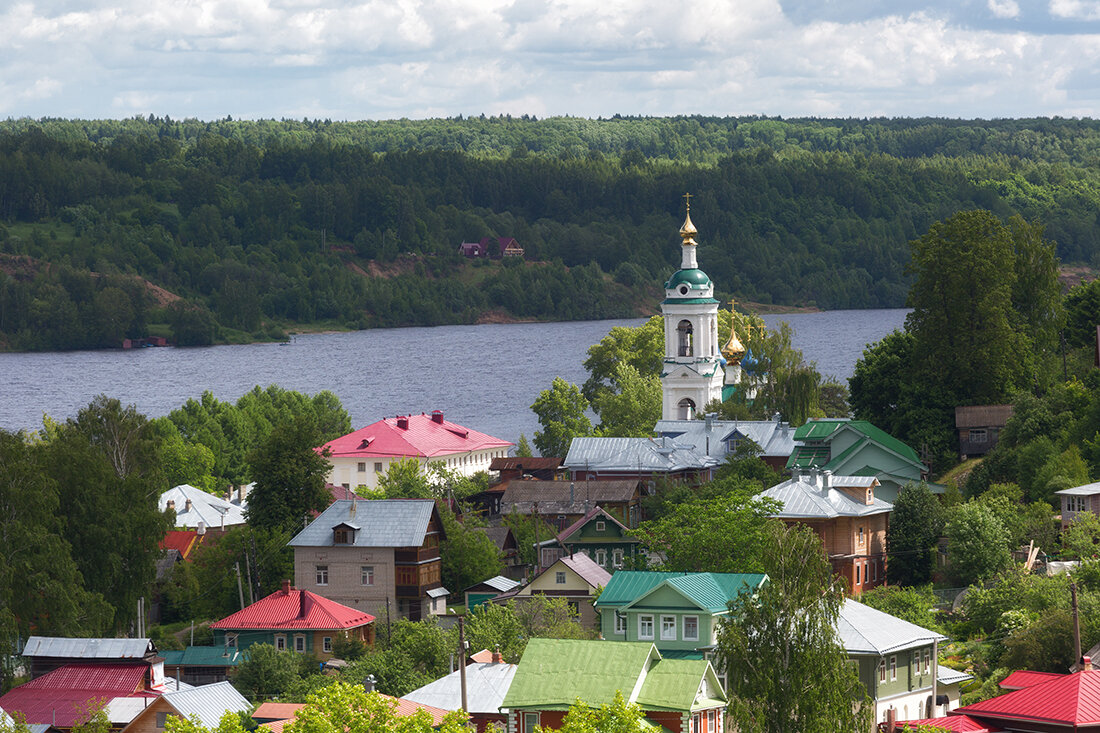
[{"x1": 4, "y1": 0, "x2": 1100, "y2": 121}]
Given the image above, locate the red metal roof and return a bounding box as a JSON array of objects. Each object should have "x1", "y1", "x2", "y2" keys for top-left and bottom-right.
[
  {"x1": 897, "y1": 716, "x2": 1001, "y2": 732},
  {"x1": 159, "y1": 530, "x2": 199, "y2": 559},
  {"x1": 956, "y1": 669, "x2": 1100, "y2": 726},
  {"x1": 387, "y1": 695, "x2": 450, "y2": 726},
  {"x1": 209, "y1": 586, "x2": 376, "y2": 630},
  {"x1": 319, "y1": 413, "x2": 513, "y2": 460},
  {"x1": 998, "y1": 669, "x2": 1066, "y2": 690},
  {"x1": 0, "y1": 664, "x2": 154, "y2": 726},
  {"x1": 253, "y1": 696, "x2": 449, "y2": 729},
  {"x1": 253, "y1": 703, "x2": 306, "y2": 721}
]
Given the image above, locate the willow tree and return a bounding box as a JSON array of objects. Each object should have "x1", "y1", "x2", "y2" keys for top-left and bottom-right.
[{"x1": 716, "y1": 523, "x2": 871, "y2": 733}]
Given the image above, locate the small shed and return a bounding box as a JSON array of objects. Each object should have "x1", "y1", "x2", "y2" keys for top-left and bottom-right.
[
  {"x1": 955, "y1": 405, "x2": 1014, "y2": 458},
  {"x1": 464, "y1": 576, "x2": 520, "y2": 610}
]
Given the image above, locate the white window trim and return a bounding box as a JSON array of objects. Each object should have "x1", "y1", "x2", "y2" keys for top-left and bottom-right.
[
  {"x1": 323, "y1": 636, "x2": 332, "y2": 653},
  {"x1": 890, "y1": 655, "x2": 897, "y2": 681},
  {"x1": 660, "y1": 615, "x2": 677, "y2": 641},
  {"x1": 683, "y1": 615, "x2": 699, "y2": 641},
  {"x1": 612, "y1": 549, "x2": 624, "y2": 569},
  {"x1": 274, "y1": 634, "x2": 287, "y2": 651},
  {"x1": 614, "y1": 613, "x2": 627, "y2": 635},
  {"x1": 639, "y1": 614, "x2": 655, "y2": 640},
  {"x1": 294, "y1": 635, "x2": 306, "y2": 653}
]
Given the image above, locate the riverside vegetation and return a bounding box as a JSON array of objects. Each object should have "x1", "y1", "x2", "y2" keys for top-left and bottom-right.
[{"x1": 4, "y1": 116, "x2": 1100, "y2": 349}]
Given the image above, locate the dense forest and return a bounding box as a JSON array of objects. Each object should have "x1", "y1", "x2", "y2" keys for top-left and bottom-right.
[{"x1": 3, "y1": 115, "x2": 1100, "y2": 350}]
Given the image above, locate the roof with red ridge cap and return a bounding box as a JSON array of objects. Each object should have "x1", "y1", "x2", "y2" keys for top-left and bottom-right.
[
  {"x1": 955, "y1": 668, "x2": 1100, "y2": 726},
  {"x1": 319, "y1": 412, "x2": 512, "y2": 460},
  {"x1": 0, "y1": 663, "x2": 155, "y2": 726},
  {"x1": 210, "y1": 584, "x2": 375, "y2": 631}
]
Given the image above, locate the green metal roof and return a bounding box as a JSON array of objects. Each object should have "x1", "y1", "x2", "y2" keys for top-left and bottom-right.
[
  {"x1": 595, "y1": 571, "x2": 767, "y2": 614},
  {"x1": 661, "y1": 297, "x2": 720, "y2": 305},
  {"x1": 664, "y1": 269, "x2": 712, "y2": 289},
  {"x1": 160, "y1": 646, "x2": 244, "y2": 667},
  {"x1": 502, "y1": 639, "x2": 724, "y2": 713},
  {"x1": 792, "y1": 420, "x2": 845, "y2": 441},
  {"x1": 637, "y1": 658, "x2": 725, "y2": 712},
  {"x1": 502, "y1": 639, "x2": 657, "y2": 710},
  {"x1": 785, "y1": 445, "x2": 831, "y2": 469},
  {"x1": 789, "y1": 420, "x2": 921, "y2": 467}
]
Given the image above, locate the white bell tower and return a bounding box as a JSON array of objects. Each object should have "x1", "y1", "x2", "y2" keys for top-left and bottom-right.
[{"x1": 660, "y1": 194, "x2": 724, "y2": 420}]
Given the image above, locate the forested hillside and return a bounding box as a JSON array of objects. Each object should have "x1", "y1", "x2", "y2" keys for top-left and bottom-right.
[{"x1": 3, "y1": 115, "x2": 1100, "y2": 350}]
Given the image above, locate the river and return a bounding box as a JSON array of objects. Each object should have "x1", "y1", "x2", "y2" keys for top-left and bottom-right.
[{"x1": 0, "y1": 309, "x2": 907, "y2": 443}]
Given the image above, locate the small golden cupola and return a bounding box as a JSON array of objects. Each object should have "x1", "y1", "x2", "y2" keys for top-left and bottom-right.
[
  {"x1": 722, "y1": 300, "x2": 746, "y2": 364},
  {"x1": 679, "y1": 193, "x2": 698, "y2": 245}
]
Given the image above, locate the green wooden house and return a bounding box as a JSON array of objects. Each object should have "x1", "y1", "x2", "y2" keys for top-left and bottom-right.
[
  {"x1": 501, "y1": 638, "x2": 726, "y2": 733},
  {"x1": 538, "y1": 506, "x2": 643, "y2": 572},
  {"x1": 593, "y1": 571, "x2": 767, "y2": 665}
]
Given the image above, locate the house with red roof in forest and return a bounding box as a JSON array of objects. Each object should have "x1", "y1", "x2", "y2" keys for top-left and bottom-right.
[
  {"x1": 0, "y1": 663, "x2": 160, "y2": 730},
  {"x1": 209, "y1": 580, "x2": 375, "y2": 659},
  {"x1": 892, "y1": 659, "x2": 1100, "y2": 732},
  {"x1": 319, "y1": 411, "x2": 513, "y2": 491}
]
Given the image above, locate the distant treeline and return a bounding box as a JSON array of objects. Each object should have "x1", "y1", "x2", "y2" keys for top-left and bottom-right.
[{"x1": 2, "y1": 115, "x2": 1100, "y2": 350}]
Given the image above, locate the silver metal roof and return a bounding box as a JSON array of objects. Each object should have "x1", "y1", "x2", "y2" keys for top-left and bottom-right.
[
  {"x1": 1055, "y1": 480, "x2": 1100, "y2": 496},
  {"x1": 564, "y1": 437, "x2": 719, "y2": 473},
  {"x1": 468, "y1": 575, "x2": 519, "y2": 593},
  {"x1": 654, "y1": 418, "x2": 797, "y2": 459},
  {"x1": 757, "y1": 475, "x2": 892, "y2": 519},
  {"x1": 427, "y1": 587, "x2": 451, "y2": 598},
  {"x1": 836, "y1": 599, "x2": 946, "y2": 655},
  {"x1": 159, "y1": 484, "x2": 248, "y2": 530},
  {"x1": 163, "y1": 681, "x2": 252, "y2": 728},
  {"x1": 289, "y1": 499, "x2": 435, "y2": 548},
  {"x1": 22, "y1": 636, "x2": 154, "y2": 659},
  {"x1": 403, "y1": 662, "x2": 517, "y2": 714},
  {"x1": 937, "y1": 666, "x2": 973, "y2": 685}
]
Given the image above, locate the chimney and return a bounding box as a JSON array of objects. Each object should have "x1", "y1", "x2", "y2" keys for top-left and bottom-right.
[
  {"x1": 363, "y1": 674, "x2": 377, "y2": 693},
  {"x1": 185, "y1": 498, "x2": 192, "y2": 512},
  {"x1": 492, "y1": 649, "x2": 504, "y2": 664},
  {"x1": 166, "y1": 500, "x2": 175, "y2": 511},
  {"x1": 237, "y1": 485, "x2": 244, "y2": 503},
  {"x1": 1084, "y1": 656, "x2": 1093, "y2": 671},
  {"x1": 705, "y1": 413, "x2": 714, "y2": 431},
  {"x1": 431, "y1": 410, "x2": 444, "y2": 424},
  {"x1": 885, "y1": 707, "x2": 896, "y2": 732},
  {"x1": 397, "y1": 415, "x2": 409, "y2": 430},
  {"x1": 197, "y1": 521, "x2": 206, "y2": 536},
  {"x1": 821, "y1": 470, "x2": 832, "y2": 489},
  {"x1": 282, "y1": 579, "x2": 292, "y2": 594}
]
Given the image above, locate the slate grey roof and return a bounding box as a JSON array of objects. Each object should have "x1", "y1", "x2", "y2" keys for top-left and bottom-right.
[
  {"x1": 427, "y1": 587, "x2": 451, "y2": 599},
  {"x1": 1056, "y1": 480, "x2": 1100, "y2": 497},
  {"x1": 402, "y1": 662, "x2": 517, "y2": 714},
  {"x1": 654, "y1": 418, "x2": 797, "y2": 460},
  {"x1": 289, "y1": 499, "x2": 435, "y2": 548},
  {"x1": 159, "y1": 484, "x2": 247, "y2": 529},
  {"x1": 163, "y1": 681, "x2": 252, "y2": 728},
  {"x1": 757, "y1": 474, "x2": 892, "y2": 519},
  {"x1": 564, "y1": 437, "x2": 719, "y2": 474},
  {"x1": 836, "y1": 599, "x2": 946, "y2": 655},
  {"x1": 22, "y1": 636, "x2": 155, "y2": 659},
  {"x1": 937, "y1": 666, "x2": 973, "y2": 685}
]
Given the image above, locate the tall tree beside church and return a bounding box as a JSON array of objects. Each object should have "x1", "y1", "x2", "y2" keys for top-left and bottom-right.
[
  {"x1": 530, "y1": 377, "x2": 592, "y2": 458},
  {"x1": 246, "y1": 413, "x2": 332, "y2": 534}
]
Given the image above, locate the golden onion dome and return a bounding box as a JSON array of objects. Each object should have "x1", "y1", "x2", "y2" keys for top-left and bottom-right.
[
  {"x1": 722, "y1": 301, "x2": 747, "y2": 363},
  {"x1": 680, "y1": 192, "x2": 698, "y2": 245}
]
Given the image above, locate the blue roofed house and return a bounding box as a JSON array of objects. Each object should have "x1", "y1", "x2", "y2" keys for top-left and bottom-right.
[
  {"x1": 785, "y1": 419, "x2": 936, "y2": 503},
  {"x1": 593, "y1": 571, "x2": 768, "y2": 688}
]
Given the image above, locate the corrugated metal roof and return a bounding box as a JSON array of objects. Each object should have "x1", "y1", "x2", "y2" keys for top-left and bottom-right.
[
  {"x1": 387, "y1": 694, "x2": 451, "y2": 726},
  {"x1": 500, "y1": 481, "x2": 640, "y2": 516},
  {"x1": 403, "y1": 662, "x2": 517, "y2": 714},
  {"x1": 998, "y1": 670, "x2": 1066, "y2": 690},
  {"x1": 0, "y1": 664, "x2": 156, "y2": 727},
  {"x1": 558, "y1": 553, "x2": 612, "y2": 589},
  {"x1": 957, "y1": 669, "x2": 1100, "y2": 725},
  {"x1": 320, "y1": 414, "x2": 512, "y2": 460},
  {"x1": 158, "y1": 484, "x2": 248, "y2": 530},
  {"x1": 836, "y1": 600, "x2": 945, "y2": 655},
  {"x1": 210, "y1": 586, "x2": 375, "y2": 630},
  {"x1": 159, "y1": 646, "x2": 243, "y2": 667},
  {"x1": 502, "y1": 639, "x2": 657, "y2": 710},
  {"x1": 895, "y1": 716, "x2": 998, "y2": 732},
  {"x1": 465, "y1": 575, "x2": 520, "y2": 594},
  {"x1": 654, "y1": 419, "x2": 797, "y2": 459},
  {"x1": 955, "y1": 405, "x2": 1014, "y2": 428},
  {"x1": 21, "y1": 664, "x2": 149, "y2": 692},
  {"x1": 564, "y1": 437, "x2": 719, "y2": 473},
  {"x1": 596, "y1": 572, "x2": 766, "y2": 614},
  {"x1": 22, "y1": 636, "x2": 154, "y2": 660},
  {"x1": 490, "y1": 457, "x2": 563, "y2": 471},
  {"x1": 289, "y1": 499, "x2": 436, "y2": 548},
  {"x1": 163, "y1": 681, "x2": 251, "y2": 729},
  {"x1": 757, "y1": 476, "x2": 892, "y2": 519},
  {"x1": 938, "y1": 666, "x2": 974, "y2": 686},
  {"x1": 636, "y1": 658, "x2": 724, "y2": 711},
  {"x1": 254, "y1": 703, "x2": 306, "y2": 721}
]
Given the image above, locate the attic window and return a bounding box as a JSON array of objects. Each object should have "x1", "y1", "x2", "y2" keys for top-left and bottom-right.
[
  {"x1": 447, "y1": 428, "x2": 469, "y2": 439},
  {"x1": 332, "y1": 523, "x2": 359, "y2": 544},
  {"x1": 596, "y1": 520, "x2": 605, "y2": 532},
  {"x1": 358, "y1": 437, "x2": 373, "y2": 449}
]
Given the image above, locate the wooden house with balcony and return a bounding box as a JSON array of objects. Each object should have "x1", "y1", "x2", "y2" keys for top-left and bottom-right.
[{"x1": 289, "y1": 499, "x2": 446, "y2": 621}]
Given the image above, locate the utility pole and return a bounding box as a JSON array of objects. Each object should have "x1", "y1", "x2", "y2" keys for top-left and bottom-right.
[
  {"x1": 458, "y1": 615, "x2": 468, "y2": 714},
  {"x1": 1072, "y1": 582, "x2": 1083, "y2": 664},
  {"x1": 235, "y1": 562, "x2": 245, "y2": 610}
]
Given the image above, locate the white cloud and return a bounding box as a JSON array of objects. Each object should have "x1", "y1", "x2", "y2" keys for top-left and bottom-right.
[
  {"x1": 1050, "y1": 0, "x2": 1100, "y2": 20},
  {"x1": 988, "y1": 0, "x2": 1021, "y2": 19}
]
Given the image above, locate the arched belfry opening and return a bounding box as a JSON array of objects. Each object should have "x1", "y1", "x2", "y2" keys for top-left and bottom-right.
[
  {"x1": 677, "y1": 320, "x2": 694, "y2": 357},
  {"x1": 678, "y1": 398, "x2": 697, "y2": 420}
]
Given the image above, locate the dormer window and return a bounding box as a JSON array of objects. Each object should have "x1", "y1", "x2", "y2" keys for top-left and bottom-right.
[{"x1": 332, "y1": 522, "x2": 359, "y2": 544}]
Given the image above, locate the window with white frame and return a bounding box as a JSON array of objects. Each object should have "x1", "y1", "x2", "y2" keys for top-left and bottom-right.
[
  {"x1": 612, "y1": 549, "x2": 624, "y2": 569},
  {"x1": 661, "y1": 615, "x2": 676, "y2": 641},
  {"x1": 225, "y1": 633, "x2": 238, "y2": 648},
  {"x1": 639, "y1": 614, "x2": 654, "y2": 639},
  {"x1": 323, "y1": 636, "x2": 332, "y2": 653},
  {"x1": 595, "y1": 549, "x2": 608, "y2": 567},
  {"x1": 878, "y1": 658, "x2": 886, "y2": 682},
  {"x1": 361, "y1": 566, "x2": 374, "y2": 585},
  {"x1": 615, "y1": 613, "x2": 626, "y2": 634},
  {"x1": 295, "y1": 635, "x2": 306, "y2": 653},
  {"x1": 890, "y1": 656, "x2": 897, "y2": 681},
  {"x1": 316, "y1": 565, "x2": 328, "y2": 586},
  {"x1": 683, "y1": 615, "x2": 699, "y2": 641},
  {"x1": 708, "y1": 710, "x2": 716, "y2": 733},
  {"x1": 1070, "y1": 496, "x2": 1089, "y2": 513},
  {"x1": 912, "y1": 652, "x2": 919, "y2": 677},
  {"x1": 858, "y1": 526, "x2": 865, "y2": 546},
  {"x1": 596, "y1": 520, "x2": 605, "y2": 532},
  {"x1": 275, "y1": 635, "x2": 286, "y2": 651},
  {"x1": 555, "y1": 571, "x2": 566, "y2": 584},
  {"x1": 969, "y1": 428, "x2": 988, "y2": 443}
]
